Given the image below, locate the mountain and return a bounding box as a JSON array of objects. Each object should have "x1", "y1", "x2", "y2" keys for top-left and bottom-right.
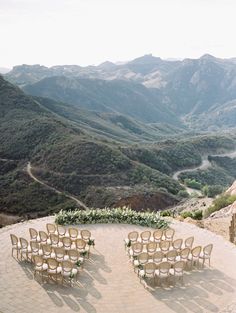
[
  {"x1": 23, "y1": 76, "x2": 181, "y2": 125},
  {"x1": 6, "y1": 54, "x2": 236, "y2": 131},
  {"x1": 163, "y1": 54, "x2": 236, "y2": 116},
  {"x1": 0, "y1": 75, "x2": 185, "y2": 222}
]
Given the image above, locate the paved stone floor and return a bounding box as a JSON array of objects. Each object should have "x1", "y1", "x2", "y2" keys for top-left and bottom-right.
[{"x1": 0, "y1": 217, "x2": 236, "y2": 313}]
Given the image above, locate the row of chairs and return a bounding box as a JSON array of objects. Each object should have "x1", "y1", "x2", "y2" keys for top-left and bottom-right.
[
  {"x1": 138, "y1": 261, "x2": 185, "y2": 286},
  {"x1": 10, "y1": 234, "x2": 90, "y2": 261},
  {"x1": 133, "y1": 244, "x2": 213, "y2": 272},
  {"x1": 129, "y1": 237, "x2": 194, "y2": 257},
  {"x1": 34, "y1": 256, "x2": 79, "y2": 286},
  {"x1": 125, "y1": 229, "x2": 175, "y2": 246},
  {"x1": 30, "y1": 224, "x2": 94, "y2": 244}
]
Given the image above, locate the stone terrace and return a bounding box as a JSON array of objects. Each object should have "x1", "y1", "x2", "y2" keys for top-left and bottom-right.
[{"x1": 0, "y1": 217, "x2": 236, "y2": 313}]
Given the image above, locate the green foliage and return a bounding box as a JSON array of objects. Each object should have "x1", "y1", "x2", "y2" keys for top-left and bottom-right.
[
  {"x1": 55, "y1": 207, "x2": 169, "y2": 229},
  {"x1": 204, "y1": 194, "x2": 236, "y2": 217},
  {"x1": 177, "y1": 190, "x2": 189, "y2": 198},
  {"x1": 202, "y1": 185, "x2": 225, "y2": 198},
  {"x1": 180, "y1": 210, "x2": 203, "y2": 220},
  {"x1": 160, "y1": 210, "x2": 173, "y2": 217},
  {"x1": 184, "y1": 178, "x2": 202, "y2": 190}
]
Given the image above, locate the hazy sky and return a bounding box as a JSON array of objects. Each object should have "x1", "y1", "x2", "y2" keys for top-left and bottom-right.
[{"x1": 1, "y1": 0, "x2": 236, "y2": 68}]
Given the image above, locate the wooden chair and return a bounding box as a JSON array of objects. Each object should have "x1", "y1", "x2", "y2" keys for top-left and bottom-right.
[
  {"x1": 155, "y1": 261, "x2": 171, "y2": 286},
  {"x1": 75, "y1": 238, "x2": 89, "y2": 257},
  {"x1": 133, "y1": 252, "x2": 149, "y2": 273},
  {"x1": 140, "y1": 231, "x2": 151, "y2": 243},
  {"x1": 164, "y1": 228, "x2": 175, "y2": 241},
  {"x1": 62, "y1": 237, "x2": 73, "y2": 252},
  {"x1": 184, "y1": 236, "x2": 194, "y2": 249},
  {"x1": 146, "y1": 242, "x2": 157, "y2": 256},
  {"x1": 54, "y1": 247, "x2": 66, "y2": 263},
  {"x1": 57, "y1": 225, "x2": 67, "y2": 240},
  {"x1": 50, "y1": 234, "x2": 62, "y2": 248},
  {"x1": 29, "y1": 228, "x2": 40, "y2": 243},
  {"x1": 46, "y1": 223, "x2": 56, "y2": 235},
  {"x1": 188, "y1": 246, "x2": 202, "y2": 269},
  {"x1": 19, "y1": 237, "x2": 31, "y2": 261},
  {"x1": 10, "y1": 234, "x2": 20, "y2": 259},
  {"x1": 160, "y1": 240, "x2": 171, "y2": 254},
  {"x1": 33, "y1": 255, "x2": 48, "y2": 282},
  {"x1": 68, "y1": 227, "x2": 79, "y2": 241},
  {"x1": 170, "y1": 261, "x2": 185, "y2": 285},
  {"x1": 151, "y1": 229, "x2": 163, "y2": 243},
  {"x1": 152, "y1": 251, "x2": 164, "y2": 264},
  {"x1": 124, "y1": 231, "x2": 139, "y2": 248},
  {"x1": 39, "y1": 231, "x2": 50, "y2": 246},
  {"x1": 139, "y1": 262, "x2": 156, "y2": 286},
  {"x1": 30, "y1": 241, "x2": 42, "y2": 260},
  {"x1": 42, "y1": 244, "x2": 55, "y2": 260},
  {"x1": 60, "y1": 260, "x2": 78, "y2": 286},
  {"x1": 129, "y1": 242, "x2": 143, "y2": 259},
  {"x1": 166, "y1": 250, "x2": 178, "y2": 264},
  {"x1": 47, "y1": 258, "x2": 61, "y2": 283},
  {"x1": 172, "y1": 238, "x2": 183, "y2": 252},
  {"x1": 200, "y1": 244, "x2": 213, "y2": 267}
]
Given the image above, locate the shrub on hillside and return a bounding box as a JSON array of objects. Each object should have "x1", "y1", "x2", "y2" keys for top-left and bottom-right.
[
  {"x1": 184, "y1": 179, "x2": 202, "y2": 190},
  {"x1": 204, "y1": 194, "x2": 236, "y2": 217},
  {"x1": 180, "y1": 210, "x2": 203, "y2": 220},
  {"x1": 177, "y1": 190, "x2": 189, "y2": 198},
  {"x1": 202, "y1": 185, "x2": 225, "y2": 198},
  {"x1": 55, "y1": 207, "x2": 169, "y2": 229}
]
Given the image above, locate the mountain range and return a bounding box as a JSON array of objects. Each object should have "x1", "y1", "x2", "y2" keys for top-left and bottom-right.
[
  {"x1": 6, "y1": 54, "x2": 236, "y2": 131},
  {"x1": 2, "y1": 54, "x2": 236, "y2": 224}
]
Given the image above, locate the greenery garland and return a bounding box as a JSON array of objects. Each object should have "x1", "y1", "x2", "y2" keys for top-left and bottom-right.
[{"x1": 55, "y1": 207, "x2": 169, "y2": 229}]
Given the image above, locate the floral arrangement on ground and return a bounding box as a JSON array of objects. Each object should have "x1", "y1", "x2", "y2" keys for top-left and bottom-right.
[{"x1": 55, "y1": 207, "x2": 169, "y2": 229}]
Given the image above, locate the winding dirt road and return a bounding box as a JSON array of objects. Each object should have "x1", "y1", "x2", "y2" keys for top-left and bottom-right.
[{"x1": 27, "y1": 162, "x2": 88, "y2": 209}]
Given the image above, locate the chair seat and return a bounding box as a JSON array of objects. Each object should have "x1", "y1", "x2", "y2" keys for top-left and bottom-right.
[
  {"x1": 199, "y1": 253, "x2": 210, "y2": 259},
  {"x1": 21, "y1": 247, "x2": 31, "y2": 252},
  {"x1": 61, "y1": 268, "x2": 78, "y2": 277},
  {"x1": 169, "y1": 269, "x2": 183, "y2": 276},
  {"x1": 156, "y1": 270, "x2": 169, "y2": 277},
  {"x1": 48, "y1": 266, "x2": 62, "y2": 274},
  {"x1": 35, "y1": 263, "x2": 48, "y2": 271}
]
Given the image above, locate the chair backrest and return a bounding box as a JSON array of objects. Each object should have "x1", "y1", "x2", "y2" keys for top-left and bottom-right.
[
  {"x1": 34, "y1": 255, "x2": 44, "y2": 266},
  {"x1": 75, "y1": 238, "x2": 86, "y2": 250},
  {"x1": 57, "y1": 225, "x2": 66, "y2": 236},
  {"x1": 159, "y1": 261, "x2": 171, "y2": 274},
  {"x1": 10, "y1": 234, "x2": 18, "y2": 246},
  {"x1": 164, "y1": 228, "x2": 175, "y2": 240},
  {"x1": 42, "y1": 244, "x2": 52, "y2": 256},
  {"x1": 30, "y1": 241, "x2": 40, "y2": 253},
  {"x1": 46, "y1": 223, "x2": 56, "y2": 234},
  {"x1": 153, "y1": 229, "x2": 163, "y2": 241},
  {"x1": 185, "y1": 236, "x2": 194, "y2": 248},
  {"x1": 160, "y1": 240, "x2": 171, "y2": 252},
  {"x1": 68, "y1": 227, "x2": 78, "y2": 239},
  {"x1": 172, "y1": 238, "x2": 183, "y2": 250},
  {"x1": 166, "y1": 249, "x2": 177, "y2": 262},
  {"x1": 50, "y1": 233, "x2": 59, "y2": 245},
  {"x1": 203, "y1": 244, "x2": 213, "y2": 256},
  {"x1": 29, "y1": 228, "x2": 38, "y2": 240},
  {"x1": 128, "y1": 231, "x2": 139, "y2": 242},
  {"x1": 140, "y1": 231, "x2": 151, "y2": 242},
  {"x1": 19, "y1": 237, "x2": 28, "y2": 249},
  {"x1": 68, "y1": 249, "x2": 79, "y2": 262},
  {"x1": 39, "y1": 231, "x2": 48, "y2": 242},
  {"x1": 54, "y1": 247, "x2": 65, "y2": 260},
  {"x1": 81, "y1": 229, "x2": 91, "y2": 240},
  {"x1": 180, "y1": 247, "x2": 190, "y2": 259},
  {"x1": 137, "y1": 252, "x2": 149, "y2": 265},
  {"x1": 173, "y1": 261, "x2": 184, "y2": 273},
  {"x1": 61, "y1": 260, "x2": 73, "y2": 273},
  {"x1": 144, "y1": 262, "x2": 156, "y2": 275},
  {"x1": 147, "y1": 242, "x2": 157, "y2": 253},
  {"x1": 47, "y1": 258, "x2": 58, "y2": 270},
  {"x1": 131, "y1": 242, "x2": 143, "y2": 254},
  {"x1": 62, "y1": 237, "x2": 72, "y2": 248},
  {"x1": 191, "y1": 246, "x2": 202, "y2": 257},
  {"x1": 152, "y1": 251, "x2": 164, "y2": 263}
]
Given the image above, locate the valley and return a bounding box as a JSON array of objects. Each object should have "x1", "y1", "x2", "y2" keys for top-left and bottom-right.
[{"x1": 1, "y1": 54, "x2": 236, "y2": 227}]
